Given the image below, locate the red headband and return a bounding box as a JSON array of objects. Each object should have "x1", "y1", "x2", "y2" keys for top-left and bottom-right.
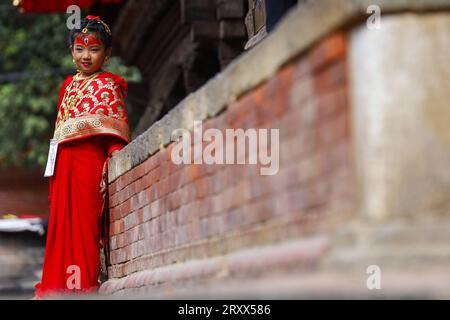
[{"x1": 74, "y1": 34, "x2": 102, "y2": 47}]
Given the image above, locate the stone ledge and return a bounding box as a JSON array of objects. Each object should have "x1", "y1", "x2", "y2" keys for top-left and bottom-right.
[
  {"x1": 320, "y1": 220, "x2": 450, "y2": 272},
  {"x1": 109, "y1": 0, "x2": 450, "y2": 182},
  {"x1": 99, "y1": 235, "x2": 330, "y2": 295},
  {"x1": 101, "y1": 269, "x2": 450, "y2": 299},
  {"x1": 99, "y1": 221, "x2": 450, "y2": 298}
]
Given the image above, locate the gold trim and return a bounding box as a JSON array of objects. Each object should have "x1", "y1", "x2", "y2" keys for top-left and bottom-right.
[{"x1": 54, "y1": 114, "x2": 130, "y2": 144}]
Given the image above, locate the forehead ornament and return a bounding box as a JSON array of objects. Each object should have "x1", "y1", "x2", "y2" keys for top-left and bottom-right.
[{"x1": 74, "y1": 34, "x2": 102, "y2": 47}]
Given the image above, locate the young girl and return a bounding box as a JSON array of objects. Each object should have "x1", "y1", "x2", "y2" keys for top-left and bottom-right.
[{"x1": 34, "y1": 15, "x2": 130, "y2": 299}]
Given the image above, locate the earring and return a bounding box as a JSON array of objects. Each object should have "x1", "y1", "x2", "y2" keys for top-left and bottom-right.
[{"x1": 73, "y1": 59, "x2": 80, "y2": 73}]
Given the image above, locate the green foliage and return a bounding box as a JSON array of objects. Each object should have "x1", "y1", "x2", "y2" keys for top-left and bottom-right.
[
  {"x1": 0, "y1": 6, "x2": 67, "y2": 169},
  {"x1": 106, "y1": 56, "x2": 142, "y2": 83},
  {"x1": 0, "y1": 0, "x2": 141, "y2": 170}
]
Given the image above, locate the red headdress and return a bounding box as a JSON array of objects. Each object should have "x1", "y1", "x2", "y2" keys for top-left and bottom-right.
[{"x1": 82, "y1": 15, "x2": 112, "y2": 35}]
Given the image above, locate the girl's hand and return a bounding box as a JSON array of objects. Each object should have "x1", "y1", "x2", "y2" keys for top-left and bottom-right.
[
  {"x1": 111, "y1": 150, "x2": 119, "y2": 157},
  {"x1": 100, "y1": 180, "x2": 106, "y2": 195}
]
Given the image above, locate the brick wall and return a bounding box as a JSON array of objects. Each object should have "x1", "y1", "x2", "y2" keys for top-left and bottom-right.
[
  {"x1": 0, "y1": 169, "x2": 49, "y2": 216},
  {"x1": 103, "y1": 31, "x2": 356, "y2": 290},
  {"x1": 96, "y1": 0, "x2": 450, "y2": 298}
]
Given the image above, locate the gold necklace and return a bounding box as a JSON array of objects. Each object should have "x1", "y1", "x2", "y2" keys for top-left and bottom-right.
[{"x1": 73, "y1": 69, "x2": 102, "y2": 81}]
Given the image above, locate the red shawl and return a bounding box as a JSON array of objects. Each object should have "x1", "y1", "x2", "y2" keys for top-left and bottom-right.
[{"x1": 53, "y1": 71, "x2": 130, "y2": 145}]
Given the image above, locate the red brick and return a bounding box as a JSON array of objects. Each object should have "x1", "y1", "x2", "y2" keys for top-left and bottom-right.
[
  {"x1": 226, "y1": 100, "x2": 247, "y2": 128},
  {"x1": 156, "y1": 180, "x2": 165, "y2": 200},
  {"x1": 224, "y1": 207, "x2": 244, "y2": 232},
  {"x1": 169, "y1": 170, "x2": 181, "y2": 193},
  {"x1": 145, "y1": 155, "x2": 159, "y2": 172},
  {"x1": 120, "y1": 198, "x2": 132, "y2": 218},
  {"x1": 329, "y1": 165, "x2": 354, "y2": 206},
  {"x1": 130, "y1": 194, "x2": 139, "y2": 212},
  {"x1": 109, "y1": 221, "x2": 116, "y2": 236},
  {"x1": 133, "y1": 179, "x2": 141, "y2": 195},
  {"x1": 255, "y1": 71, "x2": 293, "y2": 125},
  {"x1": 157, "y1": 150, "x2": 166, "y2": 164},
  {"x1": 167, "y1": 191, "x2": 181, "y2": 211},
  {"x1": 109, "y1": 192, "x2": 117, "y2": 208},
  {"x1": 160, "y1": 177, "x2": 170, "y2": 198},
  {"x1": 136, "y1": 208, "x2": 144, "y2": 225},
  {"x1": 211, "y1": 191, "x2": 225, "y2": 216},
  {"x1": 167, "y1": 156, "x2": 179, "y2": 176},
  {"x1": 130, "y1": 226, "x2": 140, "y2": 244},
  {"x1": 135, "y1": 162, "x2": 146, "y2": 180},
  {"x1": 190, "y1": 201, "x2": 201, "y2": 220},
  {"x1": 123, "y1": 171, "x2": 133, "y2": 188},
  {"x1": 109, "y1": 180, "x2": 118, "y2": 195},
  {"x1": 126, "y1": 184, "x2": 135, "y2": 203},
  {"x1": 147, "y1": 185, "x2": 157, "y2": 203},
  {"x1": 297, "y1": 152, "x2": 322, "y2": 185},
  {"x1": 204, "y1": 113, "x2": 224, "y2": 134},
  {"x1": 161, "y1": 147, "x2": 172, "y2": 162},
  {"x1": 238, "y1": 94, "x2": 259, "y2": 127},
  {"x1": 326, "y1": 140, "x2": 351, "y2": 173},
  {"x1": 110, "y1": 235, "x2": 118, "y2": 250},
  {"x1": 153, "y1": 166, "x2": 161, "y2": 182},
  {"x1": 244, "y1": 198, "x2": 273, "y2": 227},
  {"x1": 317, "y1": 112, "x2": 348, "y2": 150},
  {"x1": 195, "y1": 177, "x2": 209, "y2": 199},
  {"x1": 116, "y1": 233, "x2": 125, "y2": 249},
  {"x1": 288, "y1": 77, "x2": 315, "y2": 110},
  {"x1": 124, "y1": 211, "x2": 137, "y2": 231},
  {"x1": 314, "y1": 59, "x2": 347, "y2": 94},
  {"x1": 308, "y1": 32, "x2": 347, "y2": 72},
  {"x1": 140, "y1": 189, "x2": 150, "y2": 208},
  {"x1": 121, "y1": 184, "x2": 129, "y2": 201},
  {"x1": 175, "y1": 225, "x2": 189, "y2": 246},
  {"x1": 142, "y1": 205, "x2": 152, "y2": 222},
  {"x1": 191, "y1": 164, "x2": 202, "y2": 181},
  {"x1": 323, "y1": 32, "x2": 347, "y2": 61},
  {"x1": 114, "y1": 191, "x2": 123, "y2": 207},
  {"x1": 167, "y1": 210, "x2": 176, "y2": 228},
  {"x1": 160, "y1": 159, "x2": 170, "y2": 180},
  {"x1": 148, "y1": 170, "x2": 156, "y2": 187},
  {"x1": 109, "y1": 206, "x2": 118, "y2": 222},
  {"x1": 176, "y1": 205, "x2": 188, "y2": 226},
  {"x1": 294, "y1": 58, "x2": 312, "y2": 81},
  {"x1": 197, "y1": 197, "x2": 212, "y2": 218},
  {"x1": 124, "y1": 245, "x2": 132, "y2": 262},
  {"x1": 277, "y1": 104, "x2": 302, "y2": 139},
  {"x1": 178, "y1": 166, "x2": 188, "y2": 187},
  {"x1": 116, "y1": 174, "x2": 126, "y2": 192},
  {"x1": 316, "y1": 85, "x2": 348, "y2": 120},
  {"x1": 153, "y1": 234, "x2": 163, "y2": 252},
  {"x1": 153, "y1": 198, "x2": 167, "y2": 218},
  {"x1": 141, "y1": 172, "x2": 152, "y2": 189},
  {"x1": 135, "y1": 240, "x2": 145, "y2": 258}
]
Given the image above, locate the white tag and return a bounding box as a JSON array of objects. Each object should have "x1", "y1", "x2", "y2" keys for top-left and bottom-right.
[{"x1": 44, "y1": 139, "x2": 59, "y2": 177}]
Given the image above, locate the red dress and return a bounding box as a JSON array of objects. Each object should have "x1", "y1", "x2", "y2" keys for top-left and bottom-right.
[{"x1": 34, "y1": 71, "x2": 130, "y2": 299}]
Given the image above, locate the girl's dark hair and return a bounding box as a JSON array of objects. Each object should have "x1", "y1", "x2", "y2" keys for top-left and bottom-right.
[{"x1": 68, "y1": 18, "x2": 112, "y2": 49}]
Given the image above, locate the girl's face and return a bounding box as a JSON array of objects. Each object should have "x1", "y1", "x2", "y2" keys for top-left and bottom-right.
[{"x1": 71, "y1": 33, "x2": 111, "y2": 76}]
